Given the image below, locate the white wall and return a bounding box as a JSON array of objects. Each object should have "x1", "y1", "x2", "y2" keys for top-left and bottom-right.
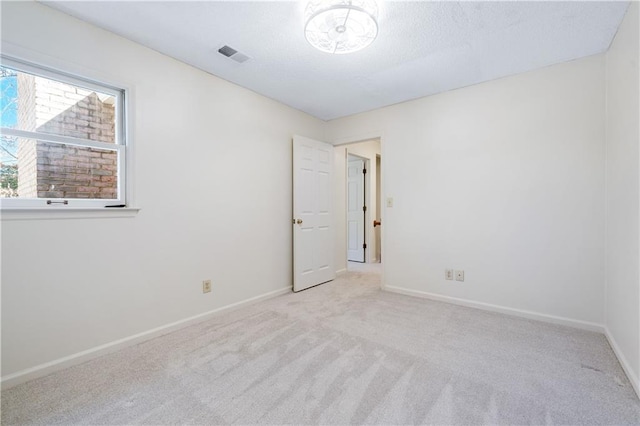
[
  {"x1": 1, "y1": 2, "x2": 325, "y2": 380},
  {"x1": 327, "y1": 54, "x2": 607, "y2": 328},
  {"x1": 334, "y1": 140, "x2": 381, "y2": 272},
  {"x1": 605, "y1": 2, "x2": 640, "y2": 393}
]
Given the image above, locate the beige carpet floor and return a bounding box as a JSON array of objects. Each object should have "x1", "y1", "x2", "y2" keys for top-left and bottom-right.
[{"x1": 2, "y1": 267, "x2": 640, "y2": 425}]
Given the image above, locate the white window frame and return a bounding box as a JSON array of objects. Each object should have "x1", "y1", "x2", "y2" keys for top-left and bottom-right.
[{"x1": 0, "y1": 55, "x2": 127, "y2": 209}]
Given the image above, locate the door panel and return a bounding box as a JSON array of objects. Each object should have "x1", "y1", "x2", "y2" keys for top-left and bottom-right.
[
  {"x1": 293, "y1": 135, "x2": 335, "y2": 292},
  {"x1": 347, "y1": 157, "x2": 365, "y2": 262}
]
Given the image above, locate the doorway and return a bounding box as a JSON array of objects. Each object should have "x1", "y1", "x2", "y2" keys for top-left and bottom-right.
[{"x1": 333, "y1": 138, "x2": 382, "y2": 275}]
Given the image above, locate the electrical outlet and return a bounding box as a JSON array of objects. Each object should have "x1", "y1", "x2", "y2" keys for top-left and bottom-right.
[
  {"x1": 445, "y1": 269, "x2": 454, "y2": 280},
  {"x1": 202, "y1": 279, "x2": 212, "y2": 293},
  {"x1": 455, "y1": 270, "x2": 464, "y2": 282}
]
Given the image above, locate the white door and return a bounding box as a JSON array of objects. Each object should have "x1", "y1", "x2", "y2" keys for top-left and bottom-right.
[
  {"x1": 293, "y1": 135, "x2": 335, "y2": 292},
  {"x1": 347, "y1": 157, "x2": 365, "y2": 262}
]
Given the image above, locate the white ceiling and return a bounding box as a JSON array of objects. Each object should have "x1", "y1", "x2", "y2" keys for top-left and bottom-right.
[{"x1": 43, "y1": 1, "x2": 629, "y2": 121}]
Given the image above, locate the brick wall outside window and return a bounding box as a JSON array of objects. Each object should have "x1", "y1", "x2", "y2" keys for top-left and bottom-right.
[{"x1": 17, "y1": 74, "x2": 117, "y2": 199}]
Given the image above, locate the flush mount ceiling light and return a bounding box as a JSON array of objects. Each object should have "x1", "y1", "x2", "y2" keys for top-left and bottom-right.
[{"x1": 304, "y1": 0, "x2": 378, "y2": 54}]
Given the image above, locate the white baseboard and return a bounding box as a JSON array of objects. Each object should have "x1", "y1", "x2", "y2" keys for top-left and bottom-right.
[
  {"x1": 336, "y1": 268, "x2": 347, "y2": 276},
  {"x1": 1, "y1": 286, "x2": 292, "y2": 390},
  {"x1": 604, "y1": 327, "x2": 640, "y2": 399},
  {"x1": 383, "y1": 285, "x2": 605, "y2": 333}
]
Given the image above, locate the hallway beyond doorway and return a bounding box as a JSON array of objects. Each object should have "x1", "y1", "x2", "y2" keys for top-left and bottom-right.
[{"x1": 348, "y1": 261, "x2": 382, "y2": 275}]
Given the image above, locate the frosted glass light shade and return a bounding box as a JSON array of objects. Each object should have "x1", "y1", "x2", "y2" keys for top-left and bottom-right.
[{"x1": 304, "y1": 0, "x2": 378, "y2": 54}]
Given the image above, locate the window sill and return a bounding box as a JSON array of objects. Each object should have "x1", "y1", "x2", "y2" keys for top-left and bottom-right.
[{"x1": 1, "y1": 207, "x2": 141, "y2": 221}]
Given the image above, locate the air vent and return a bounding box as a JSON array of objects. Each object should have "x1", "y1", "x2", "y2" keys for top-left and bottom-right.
[
  {"x1": 217, "y1": 45, "x2": 251, "y2": 64},
  {"x1": 218, "y1": 45, "x2": 237, "y2": 57}
]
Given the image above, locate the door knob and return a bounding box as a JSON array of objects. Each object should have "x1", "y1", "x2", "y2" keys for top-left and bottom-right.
[
  {"x1": 296, "y1": 219, "x2": 303, "y2": 224},
  {"x1": 374, "y1": 220, "x2": 381, "y2": 227}
]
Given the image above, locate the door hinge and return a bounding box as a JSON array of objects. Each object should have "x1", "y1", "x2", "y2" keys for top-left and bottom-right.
[
  {"x1": 363, "y1": 205, "x2": 367, "y2": 212},
  {"x1": 363, "y1": 168, "x2": 367, "y2": 174},
  {"x1": 363, "y1": 243, "x2": 367, "y2": 249}
]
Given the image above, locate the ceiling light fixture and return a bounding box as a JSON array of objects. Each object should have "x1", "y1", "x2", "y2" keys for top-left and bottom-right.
[{"x1": 304, "y1": 0, "x2": 378, "y2": 55}]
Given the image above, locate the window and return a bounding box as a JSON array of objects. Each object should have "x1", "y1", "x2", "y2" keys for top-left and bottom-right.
[{"x1": 0, "y1": 56, "x2": 126, "y2": 209}]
